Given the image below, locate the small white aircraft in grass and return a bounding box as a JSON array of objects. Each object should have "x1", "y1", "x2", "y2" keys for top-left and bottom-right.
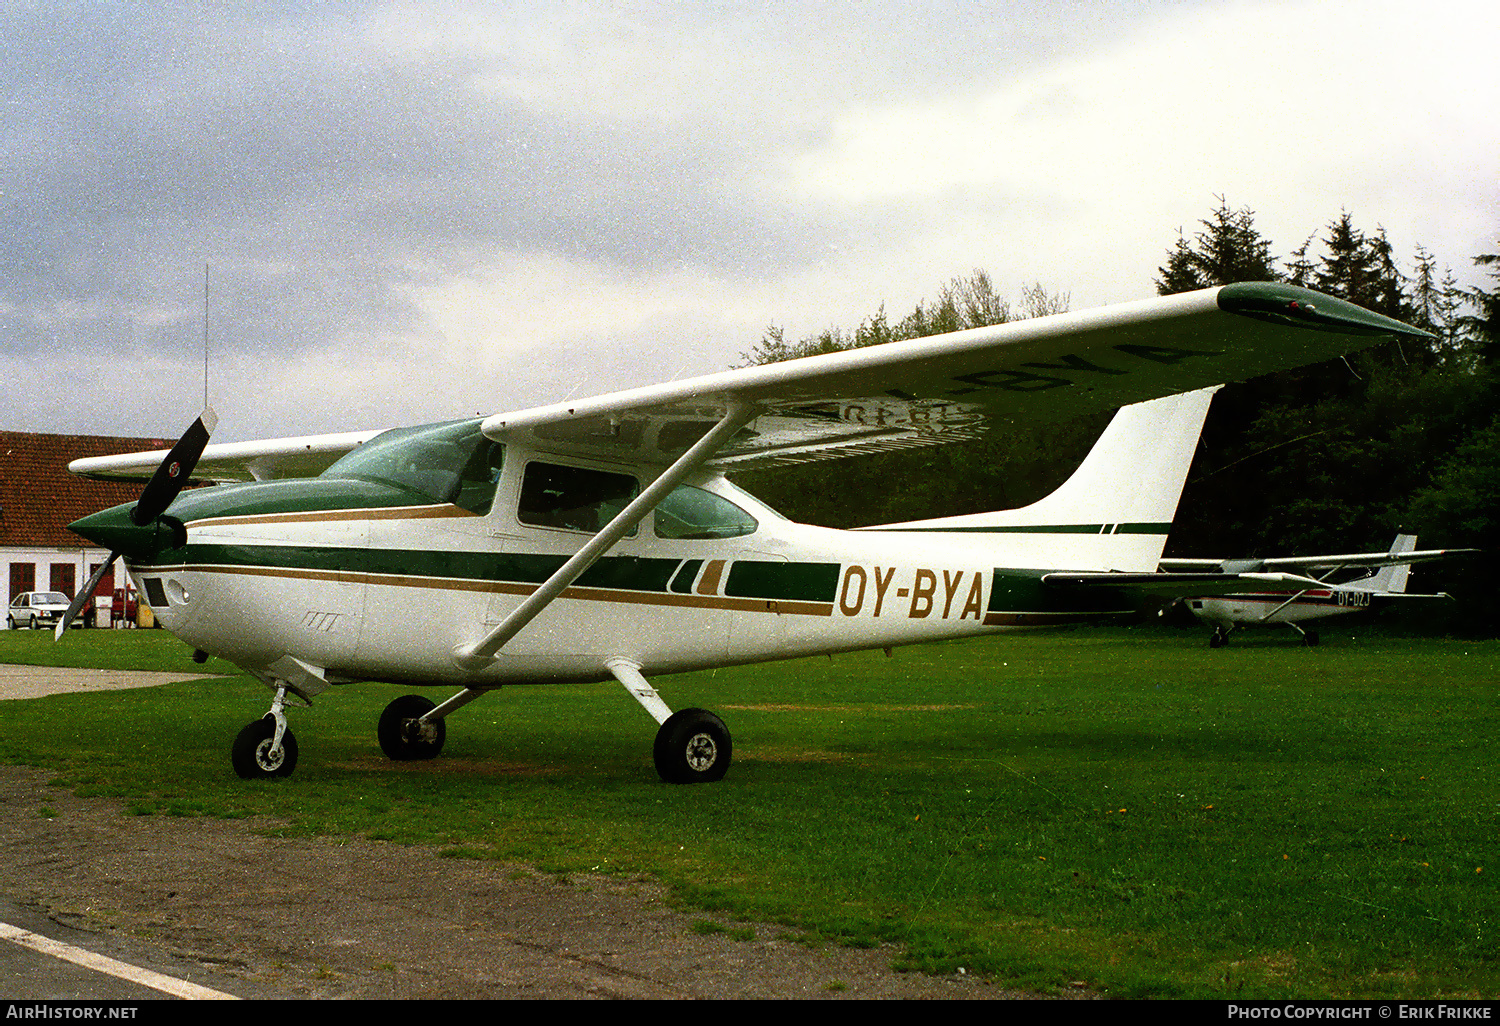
[
  {"x1": 1159, "y1": 534, "x2": 1475, "y2": 647},
  {"x1": 60, "y1": 282, "x2": 1428, "y2": 782}
]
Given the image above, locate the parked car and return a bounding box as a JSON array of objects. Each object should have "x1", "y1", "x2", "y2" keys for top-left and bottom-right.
[{"x1": 6, "y1": 591, "x2": 83, "y2": 630}]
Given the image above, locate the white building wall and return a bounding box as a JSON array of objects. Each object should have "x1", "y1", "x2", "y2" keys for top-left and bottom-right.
[{"x1": 4, "y1": 545, "x2": 133, "y2": 627}]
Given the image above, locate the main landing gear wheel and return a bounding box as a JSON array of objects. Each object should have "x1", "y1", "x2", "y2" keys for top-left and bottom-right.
[
  {"x1": 1303, "y1": 630, "x2": 1321, "y2": 647},
  {"x1": 231, "y1": 715, "x2": 298, "y2": 780},
  {"x1": 1209, "y1": 631, "x2": 1227, "y2": 649},
  {"x1": 378, "y1": 694, "x2": 446, "y2": 761},
  {"x1": 653, "y1": 708, "x2": 731, "y2": 784}
]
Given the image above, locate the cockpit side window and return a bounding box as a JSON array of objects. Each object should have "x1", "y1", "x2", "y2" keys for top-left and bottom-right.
[
  {"x1": 519, "y1": 461, "x2": 639, "y2": 534},
  {"x1": 322, "y1": 419, "x2": 503, "y2": 514},
  {"x1": 653, "y1": 485, "x2": 758, "y2": 539}
]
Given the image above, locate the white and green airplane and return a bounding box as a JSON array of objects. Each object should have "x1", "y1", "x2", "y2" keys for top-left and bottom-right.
[{"x1": 61, "y1": 283, "x2": 1426, "y2": 783}]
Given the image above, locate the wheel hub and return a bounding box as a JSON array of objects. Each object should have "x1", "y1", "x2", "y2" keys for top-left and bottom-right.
[
  {"x1": 401, "y1": 717, "x2": 437, "y2": 744},
  {"x1": 684, "y1": 732, "x2": 717, "y2": 771},
  {"x1": 255, "y1": 739, "x2": 285, "y2": 772}
]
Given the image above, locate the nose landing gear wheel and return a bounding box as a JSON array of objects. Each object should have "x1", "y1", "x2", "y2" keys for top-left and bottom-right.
[
  {"x1": 653, "y1": 708, "x2": 731, "y2": 784},
  {"x1": 231, "y1": 715, "x2": 298, "y2": 780}
]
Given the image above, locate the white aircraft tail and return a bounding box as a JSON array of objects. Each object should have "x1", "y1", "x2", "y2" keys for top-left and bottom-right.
[
  {"x1": 1363, "y1": 534, "x2": 1418, "y2": 593},
  {"x1": 864, "y1": 386, "x2": 1219, "y2": 572}
]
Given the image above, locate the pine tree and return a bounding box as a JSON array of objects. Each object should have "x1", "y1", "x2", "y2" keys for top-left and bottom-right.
[
  {"x1": 1155, "y1": 197, "x2": 1278, "y2": 295},
  {"x1": 1456, "y1": 250, "x2": 1499, "y2": 365},
  {"x1": 1411, "y1": 245, "x2": 1464, "y2": 363}
]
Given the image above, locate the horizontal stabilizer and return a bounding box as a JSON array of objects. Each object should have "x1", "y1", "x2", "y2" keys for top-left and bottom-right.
[{"x1": 1044, "y1": 570, "x2": 1328, "y2": 597}]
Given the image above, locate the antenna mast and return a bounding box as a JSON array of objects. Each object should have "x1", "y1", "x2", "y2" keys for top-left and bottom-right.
[{"x1": 203, "y1": 263, "x2": 210, "y2": 409}]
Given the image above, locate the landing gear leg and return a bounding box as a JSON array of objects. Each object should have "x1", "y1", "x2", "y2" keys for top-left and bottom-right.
[
  {"x1": 606, "y1": 658, "x2": 732, "y2": 784},
  {"x1": 232, "y1": 686, "x2": 299, "y2": 780},
  {"x1": 1288, "y1": 623, "x2": 1320, "y2": 647}
]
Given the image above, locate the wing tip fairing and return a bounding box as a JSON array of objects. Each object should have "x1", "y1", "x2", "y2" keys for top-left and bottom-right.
[{"x1": 1217, "y1": 282, "x2": 1434, "y2": 342}]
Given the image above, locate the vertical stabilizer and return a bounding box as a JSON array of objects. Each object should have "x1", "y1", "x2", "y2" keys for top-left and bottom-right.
[
  {"x1": 1367, "y1": 534, "x2": 1418, "y2": 593},
  {"x1": 861, "y1": 386, "x2": 1219, "y2": 571}
]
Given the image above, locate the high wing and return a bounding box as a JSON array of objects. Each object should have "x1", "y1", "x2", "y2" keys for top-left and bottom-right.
[
  {"x1": 71, "y1": 281, "x2": 1424, "y2": 483},
  {"x1": 479, "y1": 282, "x2": 1428, "y2": 468},
  {"x1": 69, "y1": 429, "x2": 383, "y2": 484}
]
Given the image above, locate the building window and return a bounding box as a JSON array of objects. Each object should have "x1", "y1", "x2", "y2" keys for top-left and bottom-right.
[
  {"x1": 9, "y1": 563, "x2": 35, "y2": 605},
  {"x1": 50, "y1": 563, "x2": 76, "y2": 599}
]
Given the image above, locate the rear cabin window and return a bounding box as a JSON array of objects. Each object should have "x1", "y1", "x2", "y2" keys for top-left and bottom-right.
[
  {"x1": 653, "y1": 485, "x2": 757, "y2": 539},
  {"x1": 519, "y1": 462, "x2": 639, "y2": 534}
]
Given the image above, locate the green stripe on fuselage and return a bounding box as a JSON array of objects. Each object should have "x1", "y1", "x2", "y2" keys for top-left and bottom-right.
[
  {"x1": 724, "y1": 560, "x2": 841, "y2": 603},
  {"x1": 160, "y1": 544, "x2": 841, "y2": 603},
  {"x1": 169, "y1": 477, "x2": 439, "y2": 520},
  {"x1": 869, "y1": 523, "x2": 1168, "y2": 535},
  {"x1": 171, "y1": 543, "x2": 681, "y2": 593}
]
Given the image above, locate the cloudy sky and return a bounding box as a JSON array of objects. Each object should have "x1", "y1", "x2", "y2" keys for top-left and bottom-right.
[{"x1": 4, "y1": 0, "x2": 1496, "y2": 443}]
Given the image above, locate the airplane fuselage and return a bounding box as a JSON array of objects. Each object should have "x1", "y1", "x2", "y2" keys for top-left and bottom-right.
[
  {"x1": 1186, "y1": 588, "x2": 1378, "y2": 632},
  {"x1": 119, "y1": 455, "x2": 1137, "y2": 696}
]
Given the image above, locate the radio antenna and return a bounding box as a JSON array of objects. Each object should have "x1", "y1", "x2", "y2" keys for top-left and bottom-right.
[{"x1": 203, "y1": 263, "x2": 210, "y2": 409}]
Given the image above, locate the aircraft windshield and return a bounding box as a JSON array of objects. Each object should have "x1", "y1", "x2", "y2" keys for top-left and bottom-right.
[{"x1": 322, "y1": 420, "x2": 504, "y2": 514}]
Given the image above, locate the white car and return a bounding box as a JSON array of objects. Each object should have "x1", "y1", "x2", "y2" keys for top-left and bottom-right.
[{"x1": 6, "y1": 591, "x2": 82, "y2": 630}]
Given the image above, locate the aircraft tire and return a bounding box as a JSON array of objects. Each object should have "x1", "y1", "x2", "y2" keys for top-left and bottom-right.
[
  {"x1": 378, "y1": 694, "x2": 445, "y2": 761},
  {"x1": 653, "y1": 708, "x2": 731, "y2": 784},
  {"x1": 231, "y1": 715, "x2": 298, "y2": 780},
  {"x1": 1209, "y1": 632, "x2": 1225, "y2": 649},
  {"x1": 1304, "y1": 631, "x2": 1320, "y2": 647}
]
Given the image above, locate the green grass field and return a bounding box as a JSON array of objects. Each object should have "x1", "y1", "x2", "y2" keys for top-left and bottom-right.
[{"x1": 1, "y1": 624, "x2": 1495, "y2": 998}]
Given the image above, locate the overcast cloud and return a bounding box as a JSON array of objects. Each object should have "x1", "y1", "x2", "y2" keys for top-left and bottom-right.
[{"x1": 3, "y1": 0, "x2": 1496, "y2": 442}]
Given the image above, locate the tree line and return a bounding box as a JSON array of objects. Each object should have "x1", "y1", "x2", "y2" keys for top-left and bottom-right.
[{"x1": 731, "y1": 200, "x2": 1498, "y2": 635}]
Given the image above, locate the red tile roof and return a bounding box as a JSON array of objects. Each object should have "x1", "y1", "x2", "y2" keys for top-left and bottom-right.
[{"x1": 0, "y1": 431, "x2": 175, "y2": 548}]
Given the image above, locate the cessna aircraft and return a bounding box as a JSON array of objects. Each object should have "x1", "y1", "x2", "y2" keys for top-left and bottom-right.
[
  {"x1": 60, "y1": 282, "x2": 1429, "y2": 783},
  {"x1": 1160, "y1": 534, "x2": 1474, "y2": 647}
]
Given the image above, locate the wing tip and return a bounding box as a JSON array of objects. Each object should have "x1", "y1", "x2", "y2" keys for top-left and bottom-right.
[{"x1": 1217, "y1": 282, "x2": 1433, "y2": 341}]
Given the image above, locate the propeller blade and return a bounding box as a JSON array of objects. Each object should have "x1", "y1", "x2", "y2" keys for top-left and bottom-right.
[
  {"x1": 131, "y1": 406, "x2": 218, "y2": 527},
  {"x1": 54, "y1": 552, "x2": 119, "y2": 641}
]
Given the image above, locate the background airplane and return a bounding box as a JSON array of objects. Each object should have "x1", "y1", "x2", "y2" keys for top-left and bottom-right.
[
  {"x1": 58, "y1": 282, "x2": 1432, "y2": 782},
  {"x1": 1159, "y1": 534, "x2": 1477, "y2": 646}
]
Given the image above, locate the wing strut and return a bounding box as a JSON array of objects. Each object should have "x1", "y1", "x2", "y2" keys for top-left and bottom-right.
[
  {"x1": 1257, "y1": 589, "x2": 1312, "y2": 623},
  {"x1": 451, "y1": 402, "x2": 760, "y2": 671}
]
